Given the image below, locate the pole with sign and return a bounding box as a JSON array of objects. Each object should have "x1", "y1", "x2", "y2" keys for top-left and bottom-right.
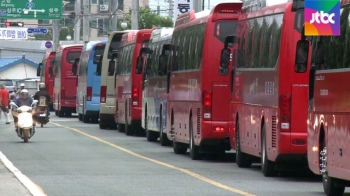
[
  {"x1": 173, "y1": 0, "x2": 193, "y2": 22},
  {"x1": 0, "y1": 0, "x2": 62, "y2": 20}
]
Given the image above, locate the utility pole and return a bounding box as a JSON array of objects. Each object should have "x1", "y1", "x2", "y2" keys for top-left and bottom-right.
[
  {"x1": 131, "y1": 0, "x2": 139, "y2": 30},
  {"x1": 157, "y1": 5, "x2": 160, "y2": 15},
  {"x1": 82, "y1": 0, "x2": 90, "y2": 42},
  {"x1": 168, "y1": 0, "x2": 173, "y2": 19},
  {"x1": 193, "y1": 0, "x2": 202, "y2": 12},
  {"x1": 52, "y1": 20, "x2": 59, "y2": 51},
  {"x1": 74, "y1": 0, "x2": 81, "y2": 44},
  {"x1": 111, "y1": 0, "x2": 118, "y2": 31}
]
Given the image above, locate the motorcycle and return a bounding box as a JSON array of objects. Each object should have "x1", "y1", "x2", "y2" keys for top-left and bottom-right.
[
  {"x1": 35, "y1": 96, "x2": 49, "y2": 127},
  {"x1": 10, "y1": 100, "x2": 38, "y2": 143}
]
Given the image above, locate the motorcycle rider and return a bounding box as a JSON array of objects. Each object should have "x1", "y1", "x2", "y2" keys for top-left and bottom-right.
[
  {"x1": 12, "y1": 89, "x2": 36, "y2": 131},
  {"x1": 16, "y1": 83, "x2": 25, "y2": 98},
  {"x1": 33, "y1": 82, "x2": 51, "y2": 117}
]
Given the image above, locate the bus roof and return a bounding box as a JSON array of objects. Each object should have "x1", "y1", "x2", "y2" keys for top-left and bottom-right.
[
  {"x1": 83, "y1": 40, "x2": 107, "y2": 51},
  {"x1": 242, "y1": 2, "x2": 288, "y2": 20},
  {"x1": 175, "y1": 2, "x2": 242, "y2": 26},
  {"x1": 149, "y1": 27, "x2": 174, "y2": 44},
  {"x1": 57, "y1": 44, "x2": 84, "y2": 50}
]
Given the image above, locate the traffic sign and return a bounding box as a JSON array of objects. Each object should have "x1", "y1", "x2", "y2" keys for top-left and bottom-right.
[
  {"x1": 45, "y1": 41, "x2": 52, "y2": 49},
  {"x1": 0, "y1": 0, "x2": 62, "y2": 20},
  {"x1": 27, "y1": 28, "x2": 48, "y2": 34}
]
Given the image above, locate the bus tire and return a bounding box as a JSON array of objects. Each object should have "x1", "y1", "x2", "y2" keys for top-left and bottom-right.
[
  {"x1": 235, "y1": 120, "x2": 252, "y2": 168},
  {"x1": 159, "y1": 109, "x2": 171, "y2": 146},
  {"x1": 189, "y1": 116, "x2": 201, "y2": 160},
  {"x1": 173, "y1": 140, "x2": 187, "y2": 154},
  {"x1": 321, "y1": 138, "x2": 345, "y2": 196},
  {"x1": 261, "y1": 124, "x2": 276, "y2": 177},
  {"x1": 99, "y1": 121, "x2": 107, "y2": 129},
  {"x1": 78, "y1": 114, "x2": 83, "y2": 121},
  {"x1": 83, "y1": 115, "x2": 90, "y2": 123},
  {"x1": 58, "y1": 110, "x2": 64, "y2": 117}
]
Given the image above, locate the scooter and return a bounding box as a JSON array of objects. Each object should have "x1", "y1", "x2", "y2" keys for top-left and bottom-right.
[
  {"x1": 10, "y1": 100, "x2": 38, "y2": 143},
  {"x1": 35, "y1": 97, "x2": 49, "y2": 127}
]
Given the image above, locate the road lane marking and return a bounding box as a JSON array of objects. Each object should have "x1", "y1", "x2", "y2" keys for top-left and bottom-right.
[
  {"x1": 0, "y1": 151, "x2": 47, "y2": 196},
  {"x1": 51, "y1": 122, "x2": 256, "y2": 196}
]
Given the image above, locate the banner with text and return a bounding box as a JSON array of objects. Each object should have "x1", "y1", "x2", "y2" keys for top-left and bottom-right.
[
  {"x1": 173, "y1": 0, "x2": 193, "y2": 22},
  {"x1": 0, "y1": 28, "x2": 28, "y2": 39}
]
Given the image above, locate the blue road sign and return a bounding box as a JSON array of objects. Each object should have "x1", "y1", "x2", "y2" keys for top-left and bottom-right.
[
  {"x1": 27, "y1": 28, "x2": 48, "y2": 34},
  {"x1": 45, "y1": 41, "x2": 52, "y2": 49}
]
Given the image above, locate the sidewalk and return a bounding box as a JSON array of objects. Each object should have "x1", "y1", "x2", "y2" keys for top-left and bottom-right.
[{"x1": 0, "y1": 158, "x2": 32, "y2": 196}]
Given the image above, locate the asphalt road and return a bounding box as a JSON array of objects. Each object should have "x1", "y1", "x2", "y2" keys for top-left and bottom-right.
[{"x1": 0, "y1": 113, "x2": 349, "y2": 196}]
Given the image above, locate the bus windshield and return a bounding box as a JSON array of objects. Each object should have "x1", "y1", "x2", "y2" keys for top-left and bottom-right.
[
  {"x1": 108, "y1": 34, "x2": 122, "y2": 59},
  {"x1": 214, "y1": 21, "x2": 237, "y2": 43},
  {"x1": 66, "y1": 51, "x2": 81, "y2": 64},
  {"x1": 0, "y1": 80, "x2": 13, "y2": 86}
]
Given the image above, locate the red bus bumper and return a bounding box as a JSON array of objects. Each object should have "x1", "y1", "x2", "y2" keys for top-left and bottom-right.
[{"x1": 199, "y1": 121, "x2": 231, "y2": 152}]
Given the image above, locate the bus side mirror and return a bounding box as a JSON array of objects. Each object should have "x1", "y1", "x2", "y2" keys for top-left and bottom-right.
[
  {"x1": 136, "y1": 56, "x2": 143, "y2": 74},
  {"x1": 219, "y1": 35, "x2": 234, "y2": 76},
  {"x1": 111, "y1": 51, "x2": 118, "y2": 59},
  {"x1": 96, "y1": 55, "x2": 103, "y2": 75},
  {"x1": 93, "y1": 55, "x2": 101, "y2": 64},
  {"x1": 37, "y1": 63, "x2": 42, "y2": 76},
  {"x1": 219, "y1": 48, "x2": 231, "y2": 75},
  {"x1": 50, "y1": 59, "x2": 55, "y2": 66},
  {"x1": 72, "y1": 58, "x2": 79, "y2": 76},
  {"x1": 158, "y1": 54, "x2": 168, "y2": 76},
  {"x1": 49, "y1": 66, "x2": 53, "y2": 77},
  {"x1": 295, "y1": 40, "x2": 309, "y2": 73},
  {"x1": 108, "y1": 60, "x2": 115, "y2": 76}
]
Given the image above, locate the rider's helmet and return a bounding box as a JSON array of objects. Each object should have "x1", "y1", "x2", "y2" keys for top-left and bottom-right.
[
  {"x1": 20, "y1": 89, "x2": 29, "y2": 99},
  {"x1": 20, "y1": 83, "x2": 25, "y2": 89},
  {"x1": 38, "y1": 82, "x2": 46, "y2": 90}
]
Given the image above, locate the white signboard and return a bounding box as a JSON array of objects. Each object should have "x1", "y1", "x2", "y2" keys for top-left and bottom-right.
[
  {"x1": 174, "y1": 0, "x2": 193, "y2": 21},
  {"x1": 0, "y1": 28, "x2": 28, "y2": 40}
]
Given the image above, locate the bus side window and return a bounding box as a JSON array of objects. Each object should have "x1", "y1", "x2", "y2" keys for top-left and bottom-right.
[{"x1": 295, "y1": 40, "x2": 309, "y2": 73}]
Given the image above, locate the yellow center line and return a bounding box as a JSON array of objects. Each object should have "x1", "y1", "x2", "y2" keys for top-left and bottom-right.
[{"x1": 50, "y1": 122, "x2": 256, "y2": 196}]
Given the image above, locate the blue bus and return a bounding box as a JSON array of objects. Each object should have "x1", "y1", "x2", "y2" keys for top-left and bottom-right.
[{"x1": 76, "y1": 41, "x2": 106, "y2": 123}]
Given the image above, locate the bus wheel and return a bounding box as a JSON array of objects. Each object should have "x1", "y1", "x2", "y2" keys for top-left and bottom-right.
[
  {"x1": 173, "y1": 140, "x2": 187, "y2": 154},
  {"x1": 261, "y1": 124, "x2": 276, "y2": 177},
  {"x1": 99, "y1": 121, "x2": 107, "y2": 129},
  {"x1": 235, "y1": 121, "x2": 252, "y2": 168},
  {"x1": 83, "y1": 115, "x2": 90, "y2": 123},
  {"x1": 55, "y1": 111, "x2": 58, "y2": 116},
  {"x1": 58, "y1": 110, "x2": 64, "y2": 117},
  {"x1": 189, "y1": 116, "x2": 201, "y2": 160},
  {"x1": 159, "y1": 110, "x2": 171, "y2": 146},
  {"x1": 125, "y1": 105, "x2": 133, "y2": 136},
  {"x1": 78, "y1": 114, "x2": 83, "y2": 121},
  {"x1": 321, "y1": 138, "x2": 345, "y2": 196}
]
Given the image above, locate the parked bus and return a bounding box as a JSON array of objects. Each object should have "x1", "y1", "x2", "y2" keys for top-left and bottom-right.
[
  {"x1": 99, "y1": 30, "x2": 131, "y2": 129},
  {"x1": 306, "y1": 0, "x2": 350, "y2": 195},
  {"x1": 163, "y1": 2, "x2": 242, "y2": 160},
  {"x1": 76, "y1": 41, "x2": 106, "y2": 123},
  {"x1": 37, "y1": 51, "x2": 56, "y2": 110},
  {"x1": 138, "y1": 27, "x2": 173, "y2": 145},
  {"x1": 113, "y1": 28, "x2": 154, "y2": 135},
  {"x1": 53, "y1": 44, "x2": 83, "y2": 117},
  {"x1": 218, "y1": 0, "x2": 309, "y2": 176}
]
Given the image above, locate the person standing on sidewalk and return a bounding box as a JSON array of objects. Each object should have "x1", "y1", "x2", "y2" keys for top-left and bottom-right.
[{"x1": 0, "y1": 83, "x2": 10, "y2": 124}]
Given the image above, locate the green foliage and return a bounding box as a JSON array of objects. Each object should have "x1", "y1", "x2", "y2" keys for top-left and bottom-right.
[
  {"x1": 117, "y1": 7, "x2": 173, "y2": 30},
  {"x1": 34, "y1": 19, "x2": 79, "y2": 41}
]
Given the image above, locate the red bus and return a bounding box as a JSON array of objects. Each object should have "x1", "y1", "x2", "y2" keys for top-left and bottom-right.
[
  {"x1": 53, "y1": 44, "x2": 83, "y2": 117},
  {"x1": 219, "y1": 1, "x2": 309, "y2": 176},
  {"x1": 165, "y1": 2, "x2": 242, "y2": 160},
  {"x1": 307, "y1": 0, "x2": 350, "y2": 195},
  {"x1": 113, "y1": 29, "x2": 153, "y2": 135},
  {"x1": 37, "y1": 51, "x2": 56, "y2": 110}
]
